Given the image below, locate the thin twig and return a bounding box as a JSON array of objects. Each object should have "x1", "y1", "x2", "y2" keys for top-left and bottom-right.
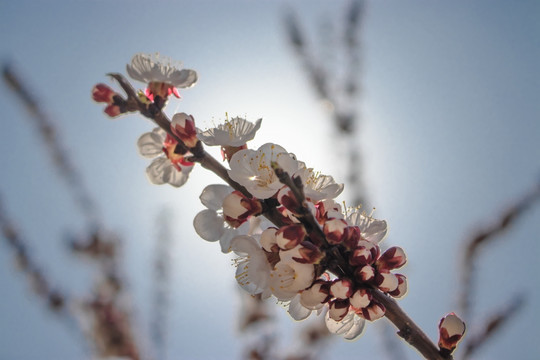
[
  {"x1": 461, "y1": 295, "x2": 525, "y2": 359},
  {"x1": 3, "y1": 64, "x2": 101, "y2": 228},
  {"x1": 459, "y1": 181, "x2": 540, "y2": 320}
]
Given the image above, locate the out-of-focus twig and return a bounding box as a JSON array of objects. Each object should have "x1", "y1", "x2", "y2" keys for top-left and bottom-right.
[
  {"x1": 459, "y1": 180, "x2": 540, "y2": 320},
  {"x1": 2, "y1": 64, "x2": 101, "y2": 228},
  {"x1": 455, "y1": 179, "x2": 540, "y2": 359},
  {"x1": 150, "y1": 208, "x2": 174, "y2": 360},
  {"x1": 3, "y1": 63, "x2": 142, "y2": 360},
  {"x1": 0, "y1": 193, "x2": 92, "y2": 357},
  {"x1": 0, "y1": 194, "x2": 68, "y2": 313},
  {"x1": 461, "y1": 295, "x2": 525, "y2": 360},
  {"x1": 283, "y1": 0, "x2": 367, "y2": 207}
]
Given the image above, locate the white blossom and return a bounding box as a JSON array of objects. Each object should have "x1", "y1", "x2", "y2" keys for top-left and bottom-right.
[
  {"x1": 347, "y1": 210, "x2": 388, "y2": 244},
  {"x1": 197, "y1": 117, "x2": 262, "y2": 147},
  {"x1": 228, "y1": 143, "x2": 302, "y2": 199},
  {"x1": 230, "y1": 235, "x2": 272, "y2": 296},
  {"x1": 136, "y1": 127, "x2": 193, "y2": 187},
  {"x1": 324, "y1": 310, "x2": 366, "y2": 341},
  {"x1": 126, "y1": 53, "x2": 197, "y2": 88}
]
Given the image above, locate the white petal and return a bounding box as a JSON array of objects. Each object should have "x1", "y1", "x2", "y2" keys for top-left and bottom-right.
[
  {"x1": 137, "y1": 128, "x2": 165, "y2": 158},
  {"x1": 219, "y1": 228, "x2": 239, "y2": 253},
  {"x1": 288, "y1": 294, "x2": 312, "y2": 321},
  {"x1": 230, "y1": 235, "x2": 261, "y2": 255},
  {"x1": 325, "y1": 310, "x2": 355, "y2": 335},
  {"x1": 348, "y1": 212, "x2": 388, "y2": 244},
  {"x1": 193, "y1": 210, "x2": 224, "y2": 242},
  {"x1": 145, "y1": 157, "x2": 168, "y2": 185},
  {"x1": 197, "y1": 117, "x2": 262, "y2": 147},
  {"x1": 343, "y1": 316, "x2": 366, "y2": 340},
  {"x1": 168, "y1": 69, "x2": 198, "y2": 88},
  {"x1": 126, "y1": 53, "x2": 198, "y2": 87},
  {"x1": 164, "y1": 164, "x2": 192, "y2": 187},
  {"x1": 199, "y1": 184, "x2": 233, "y2": 211}
]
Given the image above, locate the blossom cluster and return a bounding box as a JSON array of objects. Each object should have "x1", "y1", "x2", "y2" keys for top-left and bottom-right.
[
  {"x1": 193, "y1": 147, "x2": 407, "y2": 339},
  {"x1": 93, "y1": 53, "x2": 466, "y2": 353}
]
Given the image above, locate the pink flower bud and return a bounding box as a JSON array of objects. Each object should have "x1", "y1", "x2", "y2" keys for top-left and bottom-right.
[
  {"x1": 296, "y1": 241, "x2": 324, "y2": 264},
  {"x1": 374, "y1": 271, "x2": 399, "y2": 293},
  {"x1": 350, "y1": 288, "x2": 372, "y2": 310},
  {"x1": 277, "y1": 187, "x2": 301, "y2": 214},
  {"x1": 388, "y1": 274, "x2": 408, "y2": 298},
  {"x1": 104, "y1": 104, "x2": 121, "y2": 117},
  {"x1": 171, "y1": 112, "x2": 198, "y2": 148},
  {"x1": 92, "y1": 83, "x2": 116, "y2": 103},
  {"x1": 330, "y1": 278, "x2": 354, "y2": 299},
  {"x1": 276, "y1": 224, "x2": 306, "y2": 250},
  {"x1": 357, "y1": 301, "x2": 385, "y2": 321},
  {"x1": 343, "y1": 225, "x2": 361, "y2": 249},
  {"x1": 438, "y1": 313, "x2": 466, "y2": 354},
  {"x1": 300, "y1": 280, "x2": 331, "y2": 309},
  {"x1": 222, "y1": 191, "x2": 262, "y2": 228},
  {"x1": 328, "y1": 298, "x2": 350, "y2": 321},
  {"x1": 377, "y1": 246, "x2": 407, "y2": 271},
  {"x1": 355, "y1": 265, "x2": 375, "y2": 283},
  {"x1": 349, "y1": 240, "x2": 380, "y2": 266},
  {"x1": 323, "y1": 218, "x2": 348, "y2": 244},
  {"x1": 315, "y1": 199, "x2": 342, "y2": 224}
]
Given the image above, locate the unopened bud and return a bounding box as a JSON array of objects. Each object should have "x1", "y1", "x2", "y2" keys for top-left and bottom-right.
[
  {"x1": 350, "y1": 288, "x2": 372, "y2": 310},
  {"x1": 276, "y1": 224, "x2": 306, "y2": 250},
  {"x1": 277, "y1": 187, "x2": 301, "y2": 214},
  {"x1": 92, "y1": 83, "x2": 116, "y2": 103},
  {"x1": 349, "y1": 240, "x2": 380, "y2": 266},
  {"x1": 330, "y1": 278, "x2": 354, "y2": 299},
  {"x1": 355, "y1": 265, "x2": 375, "y2": 283},
  {"x1": 377, "y1": 246, "x2": 407, "y2": 271},
  {"x1": 222, "y1": 191, "x2": 262, "y2": 228},
  {"x1": 296, "y1": 241, "x2": 324, "y2": 264},
  {"x1": 315, "y1": 199, "x2": 343, "y2": 224},
  {"x1": 323, "y1": 218, "x2": 348, "y2": 244},
  {"x1": 343, "y1": 225, "x2": 361, "y2": 249},
  {"x1": 357, "y1": 301, "x2": 385, "y2": 321},
  {"x1": 328, "y1": 298, "x2": 350, "y2": 321},
  {"x1": 300, "y1": 280, "x2": 331, "y2": 309},
  {"x1": 374, "y1": 271, "x2": 399, "y2": 293},
  {"x1": 438, "y1": 313, "x2": 466, "y2": 355},
  {"x1": 388, "y1": 274, "x2": 408, "y2": 298},
  {"x1": 171, "y1": 112, "x2": 198, "y2": 148},
  {"x1": 104, "y1": 104, "x2": 122, "y2": 117}
]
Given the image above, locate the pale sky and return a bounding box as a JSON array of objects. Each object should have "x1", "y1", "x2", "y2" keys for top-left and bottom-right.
[{"x1": 1, "y1": 1, "x2": 539, "y2": 359}]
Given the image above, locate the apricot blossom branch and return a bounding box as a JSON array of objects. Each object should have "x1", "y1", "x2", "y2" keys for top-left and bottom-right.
[{"x1": 93, "y1": 53, "x2": 467, "y2": 359}]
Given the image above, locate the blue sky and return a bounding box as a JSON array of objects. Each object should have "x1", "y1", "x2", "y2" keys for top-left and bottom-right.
[{"x1": 1, "y1": 1, "x2": 539, "y2": 359}]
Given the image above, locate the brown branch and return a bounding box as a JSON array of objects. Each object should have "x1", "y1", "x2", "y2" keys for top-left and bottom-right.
[{"x1": 372, "y1": 291, "x2": 450, "y2": 360}]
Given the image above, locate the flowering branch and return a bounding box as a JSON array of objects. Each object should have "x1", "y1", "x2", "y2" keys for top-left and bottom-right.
[
  {"x1": 93, "y1": 53, "x2": 467, "y2": 360},
  {"x1": 272, "y1": 162, "x2": 447, "y2": 360}
]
